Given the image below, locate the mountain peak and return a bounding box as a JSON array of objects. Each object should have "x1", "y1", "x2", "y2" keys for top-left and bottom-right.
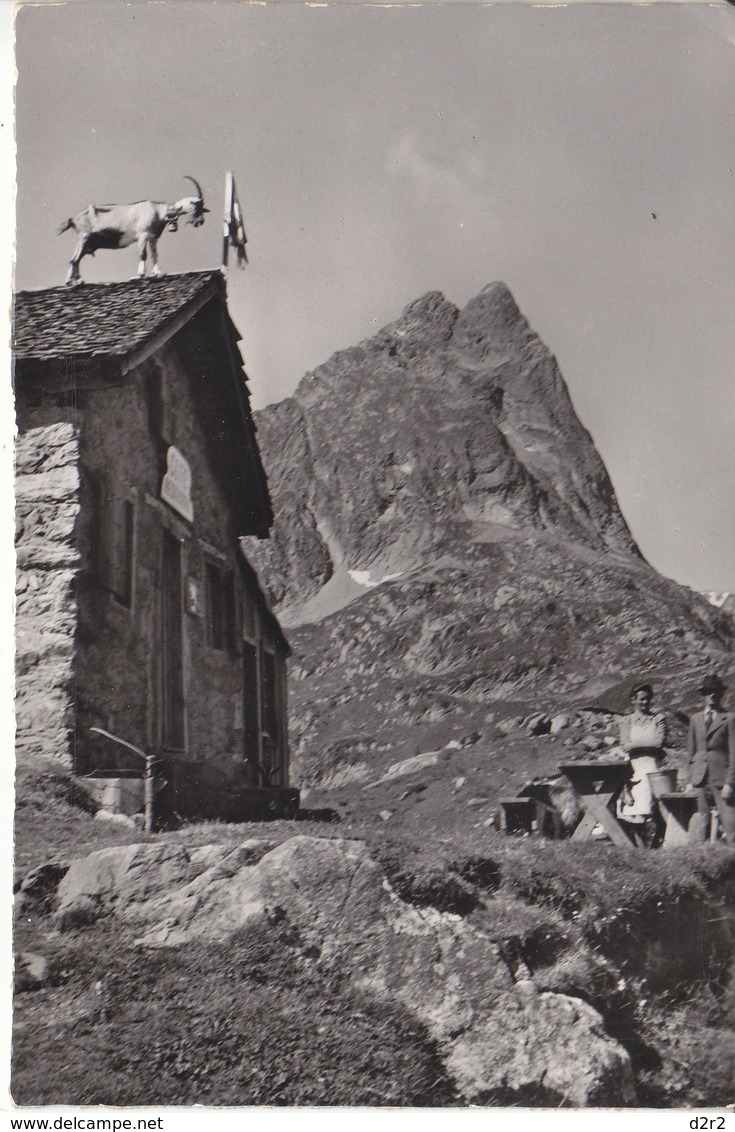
[
  {"x1": 388, "y1": 290, "x2": 459, "y2": 349},
  {"x1": 391, "y1": 282, "x2": 523, "y2": 348},
  {"x1": 246, "y1": 283, "x2": 645, "y2": 620},
  {"x1": 473, "y1": 280, "x2": 521, "y2": 316},
  {"x1": 451, "y1": 281, "x2": 530, "y2": 364},
  {"x1": 243, "y1": 284, "x2": 730, "y2": 782}
]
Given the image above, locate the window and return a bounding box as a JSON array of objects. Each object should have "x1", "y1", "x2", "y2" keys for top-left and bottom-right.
[
  {"x1": 242, "y1": 639, "x2": 259, "y2": 772},
  {"x1": 205, "y1": 561, "x2": 235, "y2": 652},
  {"x1": 55, "y1": 387, "x2": 84, "y2": 409},
  {"x1": 241, "y1": 587, "x2": 256, "y2": 643},
  {"x1": 90, "y1": 475, "x2": 135, "y2": 608},
  {"x1": 144, "y1": 367, "x2": 174, "y2": 481},
  {"x1": 261, "y1": 650, "x2": 277, "y2": 740},
  {"x1": 260, "y1": 648, "x2": 278, "y2": 786},
  {"x1": 114, "y1": 499, "x2": 135, "y2": 608},
  {"x1": 145, "y1": 367, "x2": 173, "y2": 446}
]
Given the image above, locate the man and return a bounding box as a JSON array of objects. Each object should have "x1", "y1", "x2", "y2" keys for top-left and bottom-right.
[{"x1": 687, "y1": 674, "x2": 735, "y2": 846}]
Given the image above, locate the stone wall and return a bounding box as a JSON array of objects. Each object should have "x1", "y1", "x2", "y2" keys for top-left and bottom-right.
[
  {"x1": 67, "y1": 343, "x2": 259, "y2": 781},
  {"x1": 17, "y1": 333, "x2": 289, "y2": 804},
  {"x1": 15, "y1": 422, "x2": 81, "y2": 769},
  {"x1": 15, "y1": 303, "x2": 291, "y2": 815}
]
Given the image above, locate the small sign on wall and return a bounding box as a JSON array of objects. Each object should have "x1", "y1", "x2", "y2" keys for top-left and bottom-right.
[
  {"x1": 161, "y1": 446, "x2": 194, "y2": 522},
  {"x1": 185, "y1": 577, "x2": 201, "y2": 616}
]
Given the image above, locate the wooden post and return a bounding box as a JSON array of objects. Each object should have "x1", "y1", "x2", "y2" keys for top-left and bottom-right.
[{"x1": 222, "y1": 171, "x2": 233, "y2": 272}]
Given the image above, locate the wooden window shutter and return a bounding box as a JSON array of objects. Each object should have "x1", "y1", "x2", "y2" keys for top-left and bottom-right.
[{"x1": 97, "y1": 481, "x2": 135, "y2": 606}]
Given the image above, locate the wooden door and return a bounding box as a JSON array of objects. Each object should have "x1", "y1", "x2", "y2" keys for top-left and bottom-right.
[
  {"x1": 242, "y1": 640, "x2": 261, "y2": 782},
  {"x1": 161, "y1": 530, "x2": 185, "y2": 750},
  {"x1": 260, "y1": 649, "x2": 279, "y2": 786}
]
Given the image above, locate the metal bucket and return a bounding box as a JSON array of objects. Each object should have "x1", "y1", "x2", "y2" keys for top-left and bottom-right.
[{"x1": 647, "y1": 769, "x2": 677, "y2": 799}]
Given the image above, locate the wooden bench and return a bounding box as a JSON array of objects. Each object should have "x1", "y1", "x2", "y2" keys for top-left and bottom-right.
[
  {"x1": 499, "y1": 787, "x2": 566, "y2": 839},
  {"x1": 657, "y1": 791, "x2": 702, "y2": 846},
  {"x1": 498, "y1": 797, "x2": 535, "y2": 835},
  {"x1": 519, "y1": 782, "x2": 565, "y2": 839}
]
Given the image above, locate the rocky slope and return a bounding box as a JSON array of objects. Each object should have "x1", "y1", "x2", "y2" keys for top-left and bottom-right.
[
  {"x1": 13, "y1": 827, "x2": 735, "y2": 1107},
  {"x1": 707, "y1": 592, "x2": 735, "y2": 620},
  {"x1": 42, "y1": 836, "x2": 635, "y2": 1105},
  {"x1": 244, "y1": 284, "x2": 733, "y2": 790}
]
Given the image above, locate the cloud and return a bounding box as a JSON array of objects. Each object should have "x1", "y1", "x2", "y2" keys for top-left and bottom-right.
[{"x1": 387, "y1": 132, "x2": 490, "y2": 220}]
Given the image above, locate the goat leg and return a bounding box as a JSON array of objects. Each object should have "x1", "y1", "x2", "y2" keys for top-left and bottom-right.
[
  {"x1": 149, "y1": 237, "x2": 161, "y2": 277},
  {"x1": 136, "y1": 235, "x2": 148, "y2": 278}
]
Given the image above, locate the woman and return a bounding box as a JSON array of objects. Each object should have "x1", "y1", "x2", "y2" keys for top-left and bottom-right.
[{"x1": 617, "y1": 683, "x2": 667, "y2": 847}]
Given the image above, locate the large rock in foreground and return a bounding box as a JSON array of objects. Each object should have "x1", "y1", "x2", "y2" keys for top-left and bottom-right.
[{"x1": 55, "y1": 835, "x2": 635, "y2": 1106}]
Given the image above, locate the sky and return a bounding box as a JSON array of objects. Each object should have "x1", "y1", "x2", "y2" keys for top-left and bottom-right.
[{"x1": 10, "y1": 0, "x2": 735, "y2": 593}]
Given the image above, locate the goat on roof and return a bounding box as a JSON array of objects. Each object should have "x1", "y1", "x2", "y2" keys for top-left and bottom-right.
[{"x1": 57, "y1": 176, "x2": 210, "y2": 286}]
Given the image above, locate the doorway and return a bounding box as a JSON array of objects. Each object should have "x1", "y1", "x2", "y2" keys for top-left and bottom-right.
[
  {"x1": 242, "y1": 639, "x2": 260, "y2": 782},
  {"x1": 161, "y1": 530, "x2": 185, "y2": 750}
]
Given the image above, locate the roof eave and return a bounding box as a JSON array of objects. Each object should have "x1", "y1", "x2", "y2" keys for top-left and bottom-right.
[{"x1": 120, "y1": 276, "x2": 222, "y2": 374}]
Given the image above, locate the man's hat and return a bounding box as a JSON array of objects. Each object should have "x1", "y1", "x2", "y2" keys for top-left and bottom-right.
[{"x1": 699, "y1": 674, "x2": 727, "y2": 695}]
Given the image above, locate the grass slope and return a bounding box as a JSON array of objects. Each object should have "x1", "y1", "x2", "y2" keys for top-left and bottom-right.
[{"x1": 12, "y1": 763, "x2": 735, "y2": 1108}]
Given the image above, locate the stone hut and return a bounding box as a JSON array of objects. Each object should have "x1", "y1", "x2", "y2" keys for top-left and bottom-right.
[{"x1": 14, "y1": 271, "x2": 296, "y2": 820}]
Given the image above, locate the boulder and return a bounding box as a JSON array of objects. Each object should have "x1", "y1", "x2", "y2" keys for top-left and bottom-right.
[
  {"x1": 54, "y1": 835, "x2": 636, "y2": 1105},
  {"x1": 524, "y1": 713, "x2": 551, "y2": 736},
  {"x1": 497, "y1": 716, "x2": 523, "y2": 736},
  {"x1": 15, "y1": 951, "x2": 59, "y2": 993},
  {"x1": 446, "y1": 988, "x2": 636, "y2": 1106},
  {"x1": 94, "y1": 810, "x2": 138, "y2": 829},
  {"x1": 18, "y1": 861, "x2": 69, "y2": 896},
  {"x1": 371, "y1": 749, "x2": 440, "y2": 784},
  {"x1": 582, "y1": 735, "x2": 606, "y2": 752}
]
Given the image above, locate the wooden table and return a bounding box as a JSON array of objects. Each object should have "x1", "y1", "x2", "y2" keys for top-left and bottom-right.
[
  {"x1": 657, "y1": 791, "x2": 700, "y2": 846},
  {"x1": 557, "y1": 761, "x2": 633, "y2": 849}
]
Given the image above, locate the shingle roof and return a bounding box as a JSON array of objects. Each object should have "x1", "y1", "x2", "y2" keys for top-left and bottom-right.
[
  {"x1": 13, "y1": 271, "x2": 222, "y2": 362},
  {"x1": 15, "y1": 270, "x2": 274, "y2": 537}
]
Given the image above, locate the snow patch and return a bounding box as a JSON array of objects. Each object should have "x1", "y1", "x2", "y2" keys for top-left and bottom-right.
[{"x1": 348, "y1": 568, "x2": 404, "y2": 588}]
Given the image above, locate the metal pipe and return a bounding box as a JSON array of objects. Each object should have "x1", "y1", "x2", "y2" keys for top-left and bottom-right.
[
  {"x1": 89, "y1": 727, "x2": 157, "y2": 833},
  {"x1": 144, "y1": 755, "x2": 156, "y2": 834}
]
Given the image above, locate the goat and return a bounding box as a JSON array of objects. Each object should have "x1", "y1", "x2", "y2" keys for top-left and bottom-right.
[{"x1": 57, "y1": 176, "x2": 209, "y2": 285}]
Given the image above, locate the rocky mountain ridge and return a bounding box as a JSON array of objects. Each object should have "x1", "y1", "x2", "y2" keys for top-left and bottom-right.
[
  {"x1": 247, "y1": 283, "x2": 639, "y2": 623},
  {"x1": 707, "y1": 592, "x2": 735, "y2": 619},
  {"x1": 244, "y1": 283, "x2": 733, "y2": 792}
]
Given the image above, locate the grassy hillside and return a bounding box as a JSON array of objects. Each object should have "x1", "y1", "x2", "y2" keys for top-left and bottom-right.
[{"x1": 12, "y1": 761, "x2": 735, "y2": 1108}]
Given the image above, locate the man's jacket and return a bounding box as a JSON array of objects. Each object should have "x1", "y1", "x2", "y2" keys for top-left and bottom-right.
[{"x1": 687, "y1": 711, "x2": 735, "y2": 789}]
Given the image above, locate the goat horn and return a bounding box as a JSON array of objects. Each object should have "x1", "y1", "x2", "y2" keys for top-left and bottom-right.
[{"x1": 183, "y1": 175, "x2": 204, "y2": 202}]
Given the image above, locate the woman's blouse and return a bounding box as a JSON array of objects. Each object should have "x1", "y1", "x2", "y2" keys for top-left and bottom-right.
[{"x1": 620, "y1": 711, "x2": 667, "y2": 754}]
